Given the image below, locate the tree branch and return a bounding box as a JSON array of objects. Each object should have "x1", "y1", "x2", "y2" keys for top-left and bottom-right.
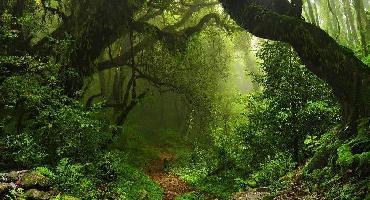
[
  {"x1": 98, "y1": 13, "x2": 225, "y2": 71},
  {"x1": 136, "y1": 68, "x2": 188, "y2": 94},
  {"x1": 219, "y1": 0, "x2": 370, "y2": 121}
]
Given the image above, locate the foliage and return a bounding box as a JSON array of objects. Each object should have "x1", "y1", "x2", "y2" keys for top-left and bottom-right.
[
  {"x1": 54, "y1": 158, "x2": 97, "y2": 198},
  {"x1": 37, "y1": 151, "x2": 163, "y2": 199},
  {"x1": 0, "y1": 59, "x2": 110, "y2": 166},
  {"x1": 1, "y1": 0, "x2": 369, "y2": 199},
  {"x1": 172, "y1": 143, "x2": 247, "y2": 199},
  {"x1": 35, "y1": 166, "x2": 56, "y2": 178},
  {"x1": 303, "y1": 118, "x2": 370, "y2": 200},
  {"x1": 0, "y1": 18, "x2": 111, "y2": 165},
  {"x1": 239, "y1": 41, "x2": 339, "y2": 165},
  {"x1": 248, "y1": 153, "x2": 296, "y2": 191},
  {"x1": 171, "y1": 40, "x2": 341, "y2": 199},
  {"x1": 175, "y1": 192, "x2": 206, "y2": 200}
]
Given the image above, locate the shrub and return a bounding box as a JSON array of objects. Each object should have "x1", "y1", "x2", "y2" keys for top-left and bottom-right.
[
  {"x1": 249, "y1": 153, "x2": 296, "y2": 191},
  {"x1": 175, "y1": 192, "x2": 206, "y2": 200},
  {"x1": 51, "y1": 152, "x2": 163, "y2": 199}
]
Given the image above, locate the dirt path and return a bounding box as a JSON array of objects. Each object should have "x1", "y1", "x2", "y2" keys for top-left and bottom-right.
[{"x1": 146, "y1": 152, "x2": 193, "y2": 200}]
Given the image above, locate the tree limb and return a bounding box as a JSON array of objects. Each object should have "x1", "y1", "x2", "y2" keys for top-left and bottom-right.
[
  {"x1": 98, "y1": 13, "x2": 225, "y2": 71},
  {"x1": 219, "y1": 0, "x2": 370, "y2": 121}
]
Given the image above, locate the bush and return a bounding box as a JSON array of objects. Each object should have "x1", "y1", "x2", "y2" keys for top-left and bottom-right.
[
  {"x1": 249, "y1": 153, "x2": 296, "y2": 191},
  {"x1": 303, "y1": 119, "x2": 370, "y2": 200},
  {"x1": 50, "y1": 152, "x2": 163, "y2": 199},
  {"x1": 0, "y1": 58, "x2": 110, "y2": 166},
  {"x1": 175, "y1": 192, "x2": 206, "y2": 200},
  {"x1": 4, "y1": 132, "x2": 47, "y2": 166},
  {"x1": 35, "y1": 166, "x2": 55, "y2": 179}
]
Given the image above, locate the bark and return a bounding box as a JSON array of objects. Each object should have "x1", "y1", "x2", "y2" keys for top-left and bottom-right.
[
  {"x1": 98, "y1": 70, "x2": 107, "y2": 97},
  {"x1": 291, "y1": 0, "x2": 303, "y2": 17},
  {"x1": 219, "y1": 0, "x2": 370, "y2": 124},
  {"x1": 332, "y1": 0, "x2": 348, "y2": 41},
  {"x1": 12, "y1": 0, "x2": 25, "y2": 17},
  {"x1": 85, "y1": 93, "x2": 101, "y2": 108},
  {"x1": 112, "y1": 70, "x2": 121, "y2": 103}
]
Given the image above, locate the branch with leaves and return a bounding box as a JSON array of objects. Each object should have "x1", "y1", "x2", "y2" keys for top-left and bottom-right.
[
  {"x1": 98, "y1": 13, "x2": 228, "y2": 71},
  {"x1": 219, "y1": 0, "x2": 370, "y2": 123}
]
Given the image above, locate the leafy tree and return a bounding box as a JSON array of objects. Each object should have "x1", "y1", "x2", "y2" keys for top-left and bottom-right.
[
  {"x1": 238, "y1": 41, "x2": 339, "y2": 166},
  {"x1": 219, "y1": 0, "x2": 370, "y2": 129}
]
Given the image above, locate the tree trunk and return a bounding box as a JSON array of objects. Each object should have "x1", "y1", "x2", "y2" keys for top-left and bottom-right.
[
  {"x1": 342, "y1": 0, "x2": 359, "y2": 47},
  {"x1": 313, "y1": 0, "x2": 321, "y2": 26},
  {"x1": 353, "y1": 0, "x2": 369, "y2": 55},
  {"x1": 306, "y1": 0, "x2": 319, "y2": 26},
  {"x1": 34, "y1": 0, "x2": 146, "y2": 97},
  {"x1": 219, "y1": 0, "x2": 370, "y2": 127},
  {"x1": 12, "y1": 0, "x2": 25, "y2": 17},
  {"x1": 363, "y1": 0, "x2": 369, "y2": 10},
  {"x1": 326, "y1": 0, "x2": 341, "y2": 39},
  {"x1": 323, "y1": 0, "x2": 333, "y2": 35}
]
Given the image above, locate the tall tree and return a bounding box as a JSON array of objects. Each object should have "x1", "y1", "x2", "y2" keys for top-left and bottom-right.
[
  {"x1": 34, "y1": 0, "x2": 147, "y2": 96},
  {"x1": 342, "y1": 0, "x2": 359, "y2": 46},
  {"x1": 363, "y1": 0, "x2": 369, "y2": 10},
  {"x1": 326, "y1": 0, "x2": 341, "y2": 39},
  {"x1": 353, "y1": 0, "x2": 369, "y2": 54},
  {"x1": 306, "y1": 0, "x2": 319, "y2": 26},
  {"x1": 219, "y1": 0, "x2": 370, "y2": 131}
]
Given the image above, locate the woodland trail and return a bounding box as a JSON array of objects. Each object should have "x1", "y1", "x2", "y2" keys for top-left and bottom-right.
[{"x1": 146, "y1": 152, "x2": 193, "y2": 200}]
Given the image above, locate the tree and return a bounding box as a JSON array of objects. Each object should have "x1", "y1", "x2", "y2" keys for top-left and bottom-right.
[
  {"x1": 342, "y1": 0, "x2": 359, "y2": 46},
  {"x1": 253, "y1": 41, "x2": 339, "y2": 164},
  {"x1": 33, "y1": 0, "x2": 226, "y2": 98},
  {"x1": 219, "y1": 0, "x2": 370, "y2": 131},
  {"x1": 353, "y1": 0, "x2": 369, "y2": 55},
  {"x1": 305, "y1": 0, "x2": 319, "y2": 26},
  {"x1": 29, "y1": 0, "x2": 230, "y2": 134}
]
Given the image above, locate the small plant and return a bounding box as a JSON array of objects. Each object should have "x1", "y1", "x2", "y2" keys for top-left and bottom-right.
[
  {"x1": 250, "y1": 153, "x2": 296, "y2": 191},
  {"x1": 175, "y1": 192, "x2": 206, "y2": 200},
  {"x1": 5, "y1": 132, "x2": 47, "y2": 167},
  {"x1": 35, "y1": 166, "x2": 55, "y2": 179},
  {"x1": 54, "y1": 158, "x2": 97, "y2": 198},
  {"x1": 6, "y1": 188, "x2": 26, "y2": 200}
]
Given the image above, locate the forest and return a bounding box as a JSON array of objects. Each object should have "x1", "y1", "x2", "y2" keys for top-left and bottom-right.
[{"x1": 0, "y1": 0, "x2": 369, "y2": 199}]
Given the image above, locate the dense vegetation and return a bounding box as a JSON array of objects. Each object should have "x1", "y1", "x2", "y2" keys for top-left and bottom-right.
[{"x1": 0, "y1": 0, "x2": 369, "y2": 199}]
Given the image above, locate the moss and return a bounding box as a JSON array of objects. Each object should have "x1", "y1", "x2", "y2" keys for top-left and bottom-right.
[
  {"x1": 53, "y1": 194, "x2": 80, "y2": 200},
  {"x1": 24, "y1": 189, "x2": 53, "y2": 200},
  {"x1": 19, "y1": 171, "x2": 51, "y2": 189}
]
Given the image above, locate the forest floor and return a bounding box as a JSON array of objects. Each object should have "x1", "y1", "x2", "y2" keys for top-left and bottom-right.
[{"x1": 146, "y1": 151, "x2": 193, "y2": 200}]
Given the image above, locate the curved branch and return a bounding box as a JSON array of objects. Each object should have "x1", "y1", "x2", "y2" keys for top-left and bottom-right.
[
  {"x1": 183, "y1": 13, "x2": 222, "y2": 36},
  {"x1": 136, "y1": 68, "x2": 189, "y2": 94},
  {"x1": 219, "y1": 0, "x2": 370, "y2": 120},
  {"x1": 98, "y1": 13, "x2": 225, "y2": 71}
]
